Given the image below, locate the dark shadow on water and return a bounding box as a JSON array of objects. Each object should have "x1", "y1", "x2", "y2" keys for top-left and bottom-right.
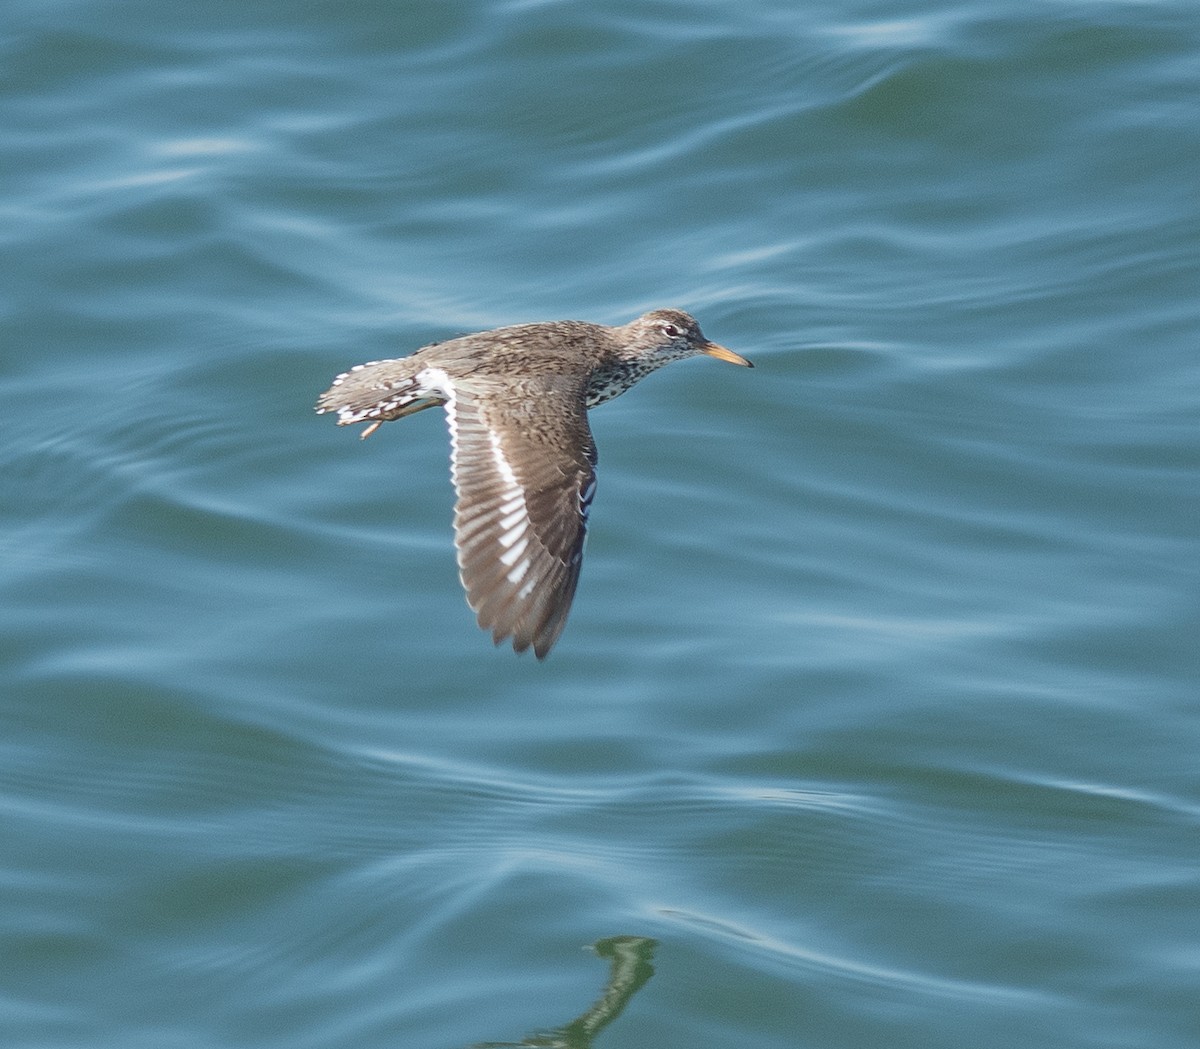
[{"x1": 470, "y1": 936, "x2": 657, "y2": 1049}]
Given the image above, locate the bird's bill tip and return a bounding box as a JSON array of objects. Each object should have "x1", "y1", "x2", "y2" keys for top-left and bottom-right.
[{"x1": 702, "y1": 341, "x2": 753, "y2": 367}]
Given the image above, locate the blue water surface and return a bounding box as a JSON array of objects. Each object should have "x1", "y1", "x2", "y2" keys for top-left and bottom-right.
[{"x1": 2, "y1": 1, "x2": 1198, "y2": 1047}]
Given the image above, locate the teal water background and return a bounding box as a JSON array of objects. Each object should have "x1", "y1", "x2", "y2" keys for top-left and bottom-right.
[{"x1": 3, "y1": 1, "x2": 1198, "y2": 1046}]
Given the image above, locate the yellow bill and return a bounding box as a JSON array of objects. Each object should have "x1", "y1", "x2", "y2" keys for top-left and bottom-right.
[{"x1": 702, "y1": 341, "x2": 753, "y2": 368}]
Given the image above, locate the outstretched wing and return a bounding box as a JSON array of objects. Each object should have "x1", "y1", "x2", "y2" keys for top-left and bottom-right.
[{"x1": 447, "y1": 379, "x2": 597, "y2": 658}]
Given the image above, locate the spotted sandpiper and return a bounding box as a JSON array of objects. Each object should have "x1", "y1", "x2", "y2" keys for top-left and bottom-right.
[{"x1": 317, "y1": 308, "x2": 751, "y2": 658}]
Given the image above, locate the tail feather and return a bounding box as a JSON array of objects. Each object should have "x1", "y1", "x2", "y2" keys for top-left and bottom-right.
[{"x1": 316, "y1": 358, "x2": 443, "y2": 429}]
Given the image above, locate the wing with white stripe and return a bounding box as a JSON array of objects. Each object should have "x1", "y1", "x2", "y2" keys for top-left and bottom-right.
[{"x1": 447, "y1": 383, "x2": 597, "y2": 658}]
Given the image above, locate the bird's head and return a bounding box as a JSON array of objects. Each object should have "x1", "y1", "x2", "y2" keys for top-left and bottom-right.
[{"x1": 620, "y1": 308, "x2": 752, "y2": 369}]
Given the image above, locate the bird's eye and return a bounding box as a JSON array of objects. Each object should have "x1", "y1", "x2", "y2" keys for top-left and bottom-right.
[{"x1": 660, "y1": 323, "x2": 682, "y2": 338}]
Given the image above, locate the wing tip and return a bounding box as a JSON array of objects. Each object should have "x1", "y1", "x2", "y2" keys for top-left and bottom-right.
[{"x1": 475, "y1": 590, "x2": 571, "y2": 661}]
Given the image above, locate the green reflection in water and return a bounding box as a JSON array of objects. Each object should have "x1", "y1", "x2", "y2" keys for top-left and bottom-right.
[{"x1": 472, "y1": 936, "x2": 657, "y2": 1049}]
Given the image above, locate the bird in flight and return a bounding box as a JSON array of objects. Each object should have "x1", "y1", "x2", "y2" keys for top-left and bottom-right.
[{"x1": 317, "y1": 308, "x2": 751, "y2": 658}]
